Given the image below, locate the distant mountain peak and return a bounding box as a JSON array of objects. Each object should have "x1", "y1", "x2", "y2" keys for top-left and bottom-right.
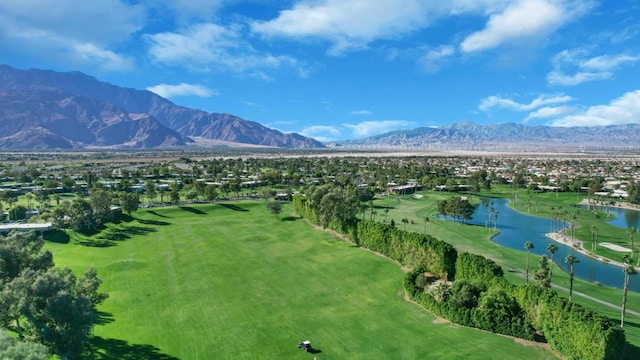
[
  {"x1": 333, "y1": 121, "x2": 640, "y2": 152},
  {"x1": 0, "y1": 65, "x2": 324, "y2": 149}
]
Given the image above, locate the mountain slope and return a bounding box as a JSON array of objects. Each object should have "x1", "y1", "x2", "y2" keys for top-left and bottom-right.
[
  {"x1": 0, "y1": 89, "x2": 187, "y2": 149},
  {"x1": 0, "y1": 65, "x2": 324, "y2": 149},
  {"x1": 333, "y1": 121, "x2": 640, "y2": 151}
]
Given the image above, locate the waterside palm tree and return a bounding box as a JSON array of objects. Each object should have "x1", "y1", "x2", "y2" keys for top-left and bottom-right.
[
  {"x1": 524, "y1": 241, "x2": 534, "y2": 284},
  {"x1": 547, "y1": 243, "x2": 558, "y2": 283},
  {"x1": 565, "y1": 254, "x2": 579, "y2": 301},
  {"x1": 621, "y1": 254, "x2": 636, "y2": 328},
  {"x1": 627, "y1": 227, "x2": 636, "y2": 263}
]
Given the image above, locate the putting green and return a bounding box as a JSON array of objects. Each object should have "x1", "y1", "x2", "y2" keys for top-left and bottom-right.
[{"x1": 46, "y1": 202, "x2": 557, "y2": 359}]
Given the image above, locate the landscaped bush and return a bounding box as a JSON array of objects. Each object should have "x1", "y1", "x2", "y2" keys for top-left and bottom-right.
[
  {"x1": 511, "y1": 285, "x2": 625, "y2": 360},
  {"x1": 455, "y1": 252, "x2": 507, "y2": 287},
  {"x1": 353, "y1": 220, "x2": 457, "y2": 279}
]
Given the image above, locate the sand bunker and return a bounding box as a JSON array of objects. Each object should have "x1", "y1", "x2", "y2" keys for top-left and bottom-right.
[{"x1": 599, "y1": 242, "x2": 632, "y2": 252}]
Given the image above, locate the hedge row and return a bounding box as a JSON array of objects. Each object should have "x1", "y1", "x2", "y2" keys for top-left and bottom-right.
[
  {"x1": 512, "y1": 285, "x2": 625, "y2": 360},
  {"x1": 405, "y1": 268, "x2": 537, "y2": 340},
  {"x1": 352, "y1": 221, "x2": 457, "y2": 279}
]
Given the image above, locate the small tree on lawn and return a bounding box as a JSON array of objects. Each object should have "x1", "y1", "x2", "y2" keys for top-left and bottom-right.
[{"x1": 267, "y1": 201, "x2": 282, "y2": 219}]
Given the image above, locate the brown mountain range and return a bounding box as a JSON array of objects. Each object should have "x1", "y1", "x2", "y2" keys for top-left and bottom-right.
[{"x1": 0, "y1": 65, "x2": 324, "y2": 149}]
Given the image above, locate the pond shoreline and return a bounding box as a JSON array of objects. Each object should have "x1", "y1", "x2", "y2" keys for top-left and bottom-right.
[{"x1": 545, "y1": 230, "x2": 638, "y2": 271}]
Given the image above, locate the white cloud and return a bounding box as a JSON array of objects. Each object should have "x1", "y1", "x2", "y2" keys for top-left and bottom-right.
[
  {"x1": 0, "y1": 0, "x2": 144, "y2": 71},
  {"x1": 343, "y1": 120, "x2": 416, "y2": 137},
  {"x1": 147, "y1": 83, "x2": 217, "y2": 98},
  {"x1": 300, "y1": 125, "x2": 341, "y2": 142},
  {"x1": 548, "y1": 49, "x2": 640, "y2": 86},
  {"x1": 251, "y1": 0, "x2": 433, "y2": 55},
  {"x1": 350, "y1": 110, "x2": 373, "y2": 116},
  {"x1": 480, "y1": 94, "x2": 572, "y2": 112},
  {"x1": 419, "y1": 45, "x2": 455, "y2": 73},
  {"x1": 73, "y1": 43, "x2": 134, "y2": 72},
  {"x1": 460, "y1": 0, "x2": 592, "y2": 53},
  {"x1": 550, "y1": 90, "x2": 640, "y2": 127},
  {"x1": 524, "y1": 105, "x2": 575, "y2": 122},
  {"x1": 145, "y1": 22, "x2": 304, "y2": 77}
]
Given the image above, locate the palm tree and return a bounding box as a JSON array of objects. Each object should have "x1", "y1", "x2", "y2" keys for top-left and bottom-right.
[
  {"x1": 591, "y1": 224, "x2": 597, "y2": 251},
  {"x1": 549, "y1": 206, "x2": 555, "y2": 232},
  {"x1": 493, "y1": 210, "x2": 499, "y2": 231},
  {"x1": 401, "y1": 217, "x2": 409, "y2": 231},
  {"x1": 565, "y1": 254, "x2": 579, "y2": 301},
  {"x1": 593, "y1": 212, "x2": 600, "y2": 249},
  {"x1": 524, "y1": 241, "x2": 534, "y2": 284},
  {"x1": 627, "y1": 227, "x2": 636, "y2": 262},
  {"x1": 621, "y1": 254, "x2": 636, "y2": 328},
  {"x1": 423, "y1": 216, "x2": 430, "y2": 233},
  {"x1": 547, "y1": 243, "x2": 558, "y2": 282}
]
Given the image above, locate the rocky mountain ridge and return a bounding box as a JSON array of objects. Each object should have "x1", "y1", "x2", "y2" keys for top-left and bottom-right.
[
  {"x1": 332, "y1": 120, "x2": 640, "y2": 152},
  {"x1": 0, "y1": 65, "x2": 324, "y2": 149}
]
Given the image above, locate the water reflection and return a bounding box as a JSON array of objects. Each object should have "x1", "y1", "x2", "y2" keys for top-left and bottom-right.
[
  {"x1": 582, "y1": 203, "x2": 640, "y2": 230},
  {"x1": 441, "y1": 198, "x2": 639, "y2": 292}
]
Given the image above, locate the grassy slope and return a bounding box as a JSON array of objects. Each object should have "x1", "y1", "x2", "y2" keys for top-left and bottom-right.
[
  {"x1": 45, "y1": 202, "x2": 556, "y2": 359},
  {"x1": 377, "y1": 189, "x2": 640, "y2": 358}
]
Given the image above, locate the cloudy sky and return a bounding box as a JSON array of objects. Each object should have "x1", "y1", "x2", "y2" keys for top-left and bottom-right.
[{"x1": 1, "y1": 0, "x2": 639, "y2": 141}]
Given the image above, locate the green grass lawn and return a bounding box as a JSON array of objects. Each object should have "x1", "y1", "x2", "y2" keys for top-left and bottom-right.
[
  {"x1": 45, "y1": 201, "x2": 557, "y2": 359},
  {"x1": 376, "y1": 190, "x2": 640, "y2": 358}
]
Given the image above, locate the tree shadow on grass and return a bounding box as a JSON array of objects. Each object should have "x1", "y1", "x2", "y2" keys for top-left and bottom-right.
[
  {"x1": 218, "y1": 203, "x2": 249, "y2": 212},
  {"x1": 624, "y1": 341, "x2": 640, "y2": 360},
  {"x1": 85, "y1": 336, "x2": 180, "y2": 360},
  {"x1": 96, "y1": 311, "x2": 115, "y2": 326},
  {"x1": 43, "y1": 229, "x2": 70, "y2": 244},
  {"x1": 146, "y1": 210, "x2": 171, "y2": 218},
  {"x1": 75, "y1": 225, "x2": 156, "y2": 247},
  {"x1": 281, "y1": 216, "x2": 298, "y2": 222},
  {"x1": 136, "y1": 218, "x2": 171, "y2": 226},
  {"x1": 178, "y1": 206, "x2": 206, "y2": 215},
  {"x1": 112, "y1": 213, "x2": 135, "y2": 224}
]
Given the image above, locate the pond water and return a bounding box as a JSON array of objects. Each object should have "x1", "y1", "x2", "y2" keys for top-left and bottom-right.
[
  {"x1": 581, "y1": 203, "x2": 640, "y2": 230},
  {"x1": 442, "y1": 198, "x2": 639, "y2": 292}
]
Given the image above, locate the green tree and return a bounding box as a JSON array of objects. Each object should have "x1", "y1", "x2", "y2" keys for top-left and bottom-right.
[
  {"x1": 120, "y1": 193, "x2": 140, "y2": 215},
  {"x1": 401, "y1": 217, "x2": 409, "y2": 231},
  {"x1": 169, "y1": 183, "x2": 180, "y2": 204},
  {"x1": 15, "y1": 268, "x2": 96, "y2": 360},
  {"x1": 266, "y1": 201, "x2": 282, "y2": 219},
  {"x1": 89, "y1": 189, "x2": 113, "y2": 225},
  {"x1": 423, "y1": 216, "x2": 430, "y2": 233},
  {"x1": 546, "y1": 243, "x2": 558, "y2": 283},
  {"x1": 565, "y1": 254, "x2": 579, "y2": 301},
  {"x1": 0, "y1": 329, "x2": 49, "y2": 359},
  {"x1": 76, "y1": 267, "x2": 109, "y2": 310},
  {"x1": 185, "y1": 190, "x2": 198, "y2": 202},
  {"x1": 68, "y1": 198, "x2": 94, "y2": 231},
  {"x1": 534, "y1": 255, "x2": 551, "y2": 288},
  {"x1": 145, "y1": 180, "x2": 156, "y2": 204},
  {"x1": 9, "y1": 205, "x2": 27, "y2": 221},
  {"x1": 204, "y1": 185, "x2": 218, "y2": 202},
  {"x1": 524, "y1": 241, "x2": 534, "y2": 284}
]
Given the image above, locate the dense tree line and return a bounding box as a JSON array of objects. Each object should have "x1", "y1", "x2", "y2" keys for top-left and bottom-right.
[
  {"x1": 405, "y1": 253, "x2": 625, "y2": 360},
  {"x1": 436, "y1": 196, "x2": 475, "y2": 222},
  {"x1": 0, "y1": 231, "x2": 107, "y2": 359},
  {"x1": 352, "y1": 221, "x2": 457, "y2": 279}
]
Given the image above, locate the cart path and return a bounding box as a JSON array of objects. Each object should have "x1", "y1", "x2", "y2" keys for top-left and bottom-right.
[{"x1": 551, "y1": 283, "x2": 640, "y2": 317}]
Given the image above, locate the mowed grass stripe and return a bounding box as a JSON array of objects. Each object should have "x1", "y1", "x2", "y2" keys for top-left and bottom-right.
[{"x1": 45, "y1": 202, "x2": 557, "y2": 359}]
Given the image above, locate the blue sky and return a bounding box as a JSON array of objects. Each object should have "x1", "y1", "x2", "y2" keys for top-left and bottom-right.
[{"x1": 1, "y1": 0, "x2": 639, "y2": 141}]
